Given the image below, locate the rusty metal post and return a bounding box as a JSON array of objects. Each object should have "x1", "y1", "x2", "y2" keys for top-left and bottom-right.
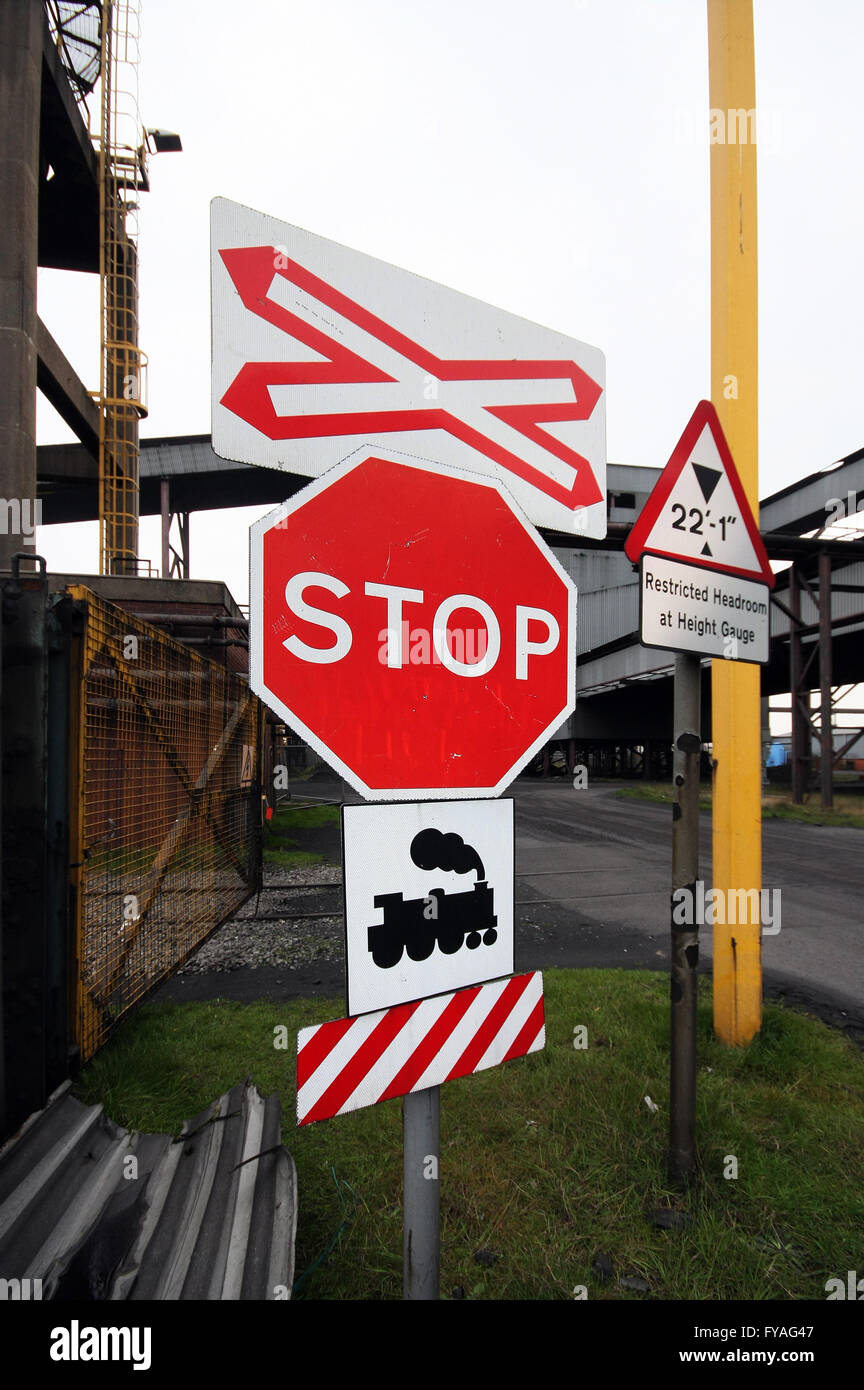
[
  {"x1": 789, "y1": 566, "x2": 806, "y2": 803},
  {"x1": 819, "y1": 552, "x2": 833, "y2": 808},
  {"x1": 160, "y1": 479, "x2": 170, "y2": 578},
  {"x1": 0, "y1": 0, "x2": 41, "y2": 575},
  {"x1": 177, "y1": 513, "x2": 190, "y2": 578},
  {"x1": 669, "y1": 653, "x2": 701, "y2": 1184},
  {"x1": 1, "y1": 556, "x2": 50, "y2": 1135},
  {"x1": 403, "y1": 1085, "x2": 439, "y2": 1299}
]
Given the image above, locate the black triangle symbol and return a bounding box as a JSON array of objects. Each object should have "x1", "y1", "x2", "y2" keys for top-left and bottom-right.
[
  {"x1": 701, "y1": 542, "x2": 712, "y2": 556},
  {"x1": 692, "y1": 462, "x2": 722, "y2": 502}
]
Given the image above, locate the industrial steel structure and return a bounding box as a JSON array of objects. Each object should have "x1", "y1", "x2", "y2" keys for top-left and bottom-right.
[
  {"x1": 38, "y1": 431, "x2": 864, "y2": 799},
  {"x1": 96, "y1": 0, "x2": 148, "y2": 576},
  {"x1": 3, "y1": 0, "x2": 863, "y2": 1142},
  {"x1": 0, "y1": 3, "x2": 260, "y2": 1148}
]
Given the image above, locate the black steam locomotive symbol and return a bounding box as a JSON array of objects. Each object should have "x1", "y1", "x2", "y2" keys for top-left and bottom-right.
[{"x1": 367, "y1": 828, "x2": 498, "y2": 970}]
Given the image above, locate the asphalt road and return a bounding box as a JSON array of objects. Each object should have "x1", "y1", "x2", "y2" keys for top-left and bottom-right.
[
  {"x1": 513, "y1": 779, "x2": 864, "y2": 1040},
  {"x1": 156, "y1": 777, "x2": 864, "y2": 1042}
]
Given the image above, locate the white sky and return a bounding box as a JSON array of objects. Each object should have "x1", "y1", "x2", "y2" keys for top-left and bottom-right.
[{"x1": 36, "y1": 0, "x2": 864, "y2": 621}]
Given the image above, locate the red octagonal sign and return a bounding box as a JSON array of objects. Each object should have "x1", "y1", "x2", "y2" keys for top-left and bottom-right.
[{"x1": 250, "y1": 451, "x2": 576, "y2": 800}]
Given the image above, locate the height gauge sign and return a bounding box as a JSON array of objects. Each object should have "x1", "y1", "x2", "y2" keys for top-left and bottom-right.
[
  {"x1": 627, "y1": 402, "x2": 774, "y2": 664},
  {"x1": 625, "y1": 400, "x2": 774, "y2": 587}
]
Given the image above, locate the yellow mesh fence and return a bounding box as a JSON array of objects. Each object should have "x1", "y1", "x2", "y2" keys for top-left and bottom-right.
[{"x1": 69, "y1": 586, "x2": 261, "y2": 1061}]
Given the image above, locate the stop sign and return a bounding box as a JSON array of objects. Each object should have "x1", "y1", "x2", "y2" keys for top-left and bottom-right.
[{"x1": 250, "y1": 451, "x2": 576, "y2": 800}]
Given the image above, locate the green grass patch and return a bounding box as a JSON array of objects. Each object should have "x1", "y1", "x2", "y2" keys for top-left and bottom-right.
[
  {"x1": 270, "y1": 803, "x2": 341, "y2": 832},
  {"x1": 74, "y1": 969, "x2": 864, "y2": 1301},
  {"x1": 262, "y1": 848, "x2": 326, "y2": 868},
  {"x1": 617, "y1": 782, "x2": 864, "y2": 827},
  {"x1": 761, "y1": 794, "x2": 864, "y2": 829},
  {"x1": 616, "y1": 783, "x2": 713, "y2": 811},
  {"x1": 263, "y1": 801, "x2": 341, "y2": 868}
]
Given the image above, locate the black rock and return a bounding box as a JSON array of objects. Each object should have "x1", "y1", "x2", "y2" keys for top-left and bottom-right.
[
  {"x1": 647, "y1": 1208, "x2": 691, "y2": 1231},
  {"x1": 591, "y1": 1251, "x2": 614, "y2": 1283},
  {"x1": 619, "y1": 1274, "x2": 650, "y2": 1293}
]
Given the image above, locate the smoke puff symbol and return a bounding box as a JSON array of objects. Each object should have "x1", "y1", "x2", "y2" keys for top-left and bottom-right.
[{"x1": 410, "y1": 828, "x2": 485, "y2": 881}]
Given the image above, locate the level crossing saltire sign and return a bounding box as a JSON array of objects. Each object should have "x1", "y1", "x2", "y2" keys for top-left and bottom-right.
[
  {"x1": 296, "y1": 972, "x2": 544, "y2": 1127},
  {"x1": 211, "y1": 197, "x2": 607, "y2": 537}
]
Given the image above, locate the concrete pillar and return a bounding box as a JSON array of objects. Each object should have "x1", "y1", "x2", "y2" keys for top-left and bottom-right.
[
  {"x1": 819, "y1": 552, "x2": 833, "y2": 809},
  {"x1": 0, "y1": 1, "x2": 42, "y2": 572}
]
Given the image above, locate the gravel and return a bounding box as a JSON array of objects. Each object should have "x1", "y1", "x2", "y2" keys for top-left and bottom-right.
[{"x1": 178, "y1": 864, "x2": 345, "y2": 974}]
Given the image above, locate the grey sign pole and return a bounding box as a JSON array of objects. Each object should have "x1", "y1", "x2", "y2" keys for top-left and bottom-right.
[
  {"x1": 669, "y1": 652, "x2": 701, "y2": 1184},
  {"x1": 403, "y1": 1085, "x2": 440, "y2": 1299}
]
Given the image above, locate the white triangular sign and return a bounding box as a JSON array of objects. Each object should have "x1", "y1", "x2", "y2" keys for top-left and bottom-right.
[{"x1": 625, "y1": 401, "x2": 774, "y2": 587}]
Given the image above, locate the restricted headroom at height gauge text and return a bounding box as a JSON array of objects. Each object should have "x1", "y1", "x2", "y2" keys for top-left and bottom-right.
[{"x1": 643, "y1": 570, "x2": 768, "y2": 613}]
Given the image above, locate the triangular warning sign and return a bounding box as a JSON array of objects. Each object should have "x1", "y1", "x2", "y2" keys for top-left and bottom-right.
[
  {"x1": 624, "y1": 400, "x2": 774, "y2": 588},
  {"x1": 240, "y1": 743, "x2": 254, "y2": 787}
]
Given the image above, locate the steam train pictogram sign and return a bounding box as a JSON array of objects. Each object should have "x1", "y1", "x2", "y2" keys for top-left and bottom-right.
[{"x1": 343, "y1": 800, "x2": 514, "y2": 1016}]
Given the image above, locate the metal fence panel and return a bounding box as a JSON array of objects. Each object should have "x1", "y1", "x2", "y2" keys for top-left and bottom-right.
[{"x1": 68, "y1": 586, "x2": 261, "y2": 1061}]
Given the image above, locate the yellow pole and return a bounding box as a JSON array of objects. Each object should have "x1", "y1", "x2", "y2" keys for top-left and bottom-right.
[{"x1": 707, "y1": 0, "x2": 762, "y2": 1044}]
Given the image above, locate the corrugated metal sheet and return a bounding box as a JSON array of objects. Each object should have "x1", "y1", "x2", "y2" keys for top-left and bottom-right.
[
  {"x1": 0, "y1": 1080, "x2": 296, "y2": 1300},
  {"x1": 551, "y1": 547, "x2": 641, "y2": 655},
  {"x1": 139, "y1": 435, "x2": 242, "y2": 478},
  {"x1": 576, "y1": 644, "x2": 677, "y2": 698},
  {"x1": 575, "y1": 584, "x2": 640, "y2": 655},
  {"x1": 760, "y1": 448, "x2": 864, "y2": 534}
]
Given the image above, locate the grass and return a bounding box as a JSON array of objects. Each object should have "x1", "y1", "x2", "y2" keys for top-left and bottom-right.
[
  {"x1": 616, "y1": 781, "x2": 864, "y2": 827},
  {"x1": 73, "y1": 968, "x2": 864, "y2": 1301},
  {"x1": 263, "y1": 801, "x2": 341, "y2": 869},
  {"x1": 270, "y1": 803, "x2": 342, "y2": 832},
  {"x1": 263, "y1": 848, "x2": 327, "y2": 868},
  {"x1": 616, "y1": 782, "x2": 713, "y2": 811},
  {"x1": 761, "y1": 793, "x2": 864, "y2": 829}
]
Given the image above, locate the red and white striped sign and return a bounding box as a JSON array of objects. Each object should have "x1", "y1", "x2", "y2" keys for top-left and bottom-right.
[
  {"x1": 212, "y1": 199, "x2": 606, "y2": 537},
  {"x1": 297, "y1": 972, "x2": 544, "y2": 1126}
]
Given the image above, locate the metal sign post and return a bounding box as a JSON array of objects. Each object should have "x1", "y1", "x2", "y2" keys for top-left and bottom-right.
[
  {"x1": 403, "y1": 1086, "x2": 440, "y2": 1300},
  {"x1": 296, "y1": 973, "x2": 546, "y2": 1300},
  {"x1": 626, "y1": 401, "x2": 774, "y2": 1183},
  {"x1": 669, "y1": 653, "x2": 701, "y2": 1184},
  {"x1": 226, "y1": 197, "x2": 589, "y2": 1304}
]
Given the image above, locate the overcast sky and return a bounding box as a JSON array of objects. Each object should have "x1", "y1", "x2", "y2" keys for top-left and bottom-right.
[{"x1": 36, "y1": 0, "x2": 864, "y2": 611}]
